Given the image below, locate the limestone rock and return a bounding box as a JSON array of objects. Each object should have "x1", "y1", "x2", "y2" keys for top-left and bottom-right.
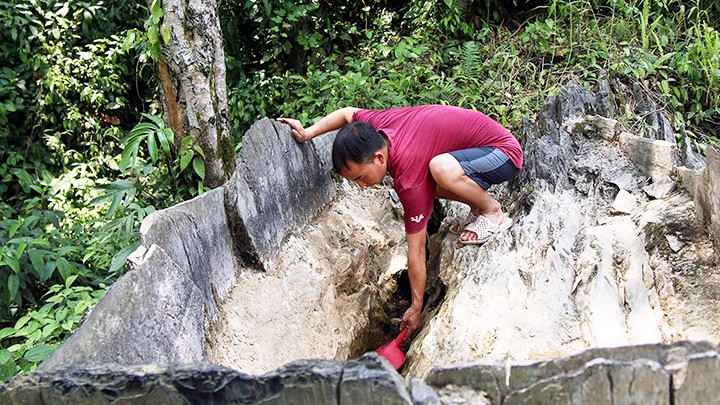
[
  {"x1": 619, "y1": 132, "x2": 677, "y2": 181},
  {"x1": 612, "y1": 188, "x2": 638, "y2": 213},
  {"x1": 139, "y1": 187, "x2": 235, "y2": 321},
  {"x1": 632, "y1": 82, "x2": 676, "y2": 143},
  {"x1": 643, "y1": 175, "x2": 677, "y2": 199},
  {"x1": 424, "y1": 342, "x2": 716, "y2": 405},
  {"x1": 39, "y1": 245, "x2": 205, "y2": 371},
  {"x1": 674, "y1": 351, "x2": 720, "y2": 404},
  {"x1": 4, "y1": 355, "x2": 412, "y2": 405},
  {"x1": 694, "y1": 145, "x2": 720, "y2": 257},
  {"x1": 404, "y1": 83, "x2": 718, "y2": 382},
  {"x1": 565, "y1": 115, "x2": 618, "y2": 141},
  {"x1": 224, "y1": 118, "x2": 336, "y2": 268},
  {"x1": 409, "y1": 378, "x2": 441, "y2": 405}
]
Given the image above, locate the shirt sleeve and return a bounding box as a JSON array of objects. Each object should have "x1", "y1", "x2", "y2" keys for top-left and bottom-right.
[{"x1": 396, "y1": 183, "x2": 435, "y2": 234}]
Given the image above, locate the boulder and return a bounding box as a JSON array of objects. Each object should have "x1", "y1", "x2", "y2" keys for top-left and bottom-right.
[
  {"x1": 224, "y1": 118, "x2": 336, "y2": 268},
  {"x1": 39, "y1": 245, "x2": 206, "y2": 370},
  {"x1": 4, "y1": 354, "x2": 411, "y2": 405},
  {"x1": 694, "y1": 145, "x2": 720, "y2": 257}
]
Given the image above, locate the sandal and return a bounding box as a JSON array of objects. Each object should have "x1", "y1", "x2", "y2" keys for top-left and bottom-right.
[
  {"x1": 449, "y1": 212, "x2": 478, "y2": 235},
  {"x1": 460, "y1": 214, "x2": 513, "y2": 245}
]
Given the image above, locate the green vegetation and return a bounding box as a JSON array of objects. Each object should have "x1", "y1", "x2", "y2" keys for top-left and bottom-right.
[{"x1": 1, "y1": 0, "x2": 718, "y2": 379}]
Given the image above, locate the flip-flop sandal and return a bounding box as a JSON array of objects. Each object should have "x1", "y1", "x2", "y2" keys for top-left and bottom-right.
[
  {"x1": 460, "y1": 215, "x2": 513, "y2": 245},
  {"x1": 449, "y1": 212, "x2": 478, "y2": 235}
]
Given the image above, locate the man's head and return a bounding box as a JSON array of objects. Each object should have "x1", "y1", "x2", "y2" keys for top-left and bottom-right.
[{"x1": 332, "y1": 122, "x2": 388, "y2": 187}]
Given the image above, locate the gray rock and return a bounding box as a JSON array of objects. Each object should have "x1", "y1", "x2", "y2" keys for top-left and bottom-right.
[
  {"x1": 619, "y1": 132, "x2": 677, "y2": 181},
  {"x1": 674, "y1": 351, "x2": 720, "y2": 404},
  {"x1": 505, "y1": 359, "x2": 670, "y2": 405},
  {"x1": 3, "y1": 355, "x2": 413, "y2": 405},
  {"x1": 565, "y1": 115, "x2": 618, "y2": 141},
  {"x1": 643, "y1": 175, "x2": 677, "y2": 199},
  {"x1": 677, "y1": 166, "x2": 703, "y2": 197},
  {"x1": 694, "y1": 145, "x2": 720, "y2": 257},
  {"x1": 632, "y1": 82, "x2": 676, "y2": 144},
  {"x1": 139, "y1": 187, "x2": 236, "y2": 321},
  {"x1": 612, "y1": 188, "x2": 638, "y2": 214},
  {"x1": 422, "y1": 342, "x2": 716, "y2": 405},
  {"x1": 426, "y1": 361, "x2": 506, "y2": 405},
  {"x1": 39, "y1": 245, "x2": 205, "y2": 371},
  {"x1": 339, "y1": 354, "x2": 413, "y2": 404},
  {"x1": 679, "y1": 127, "x2": 706, "y2": 170},
  {"x1": 409, "y1": 378, "x2": 441, "y2": 405},
  {"x1": 505, "y1": 341, "x2": 716, "y2": 392},
  {"x1": 515, "y1": 82, "x2": 616, "y2": 192},
  {"x1": 224, "y1": 118, "x2": 336, "y2": 268}
]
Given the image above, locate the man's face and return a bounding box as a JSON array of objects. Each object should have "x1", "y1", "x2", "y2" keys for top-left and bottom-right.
[{"x1": 340, "y1": 154, "x2": 387, "y2": 188}]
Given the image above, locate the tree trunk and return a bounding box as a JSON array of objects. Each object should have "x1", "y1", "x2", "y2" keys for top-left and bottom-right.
[{"x1": 149, "y1": 0, "x2": 235, "y2": 188}]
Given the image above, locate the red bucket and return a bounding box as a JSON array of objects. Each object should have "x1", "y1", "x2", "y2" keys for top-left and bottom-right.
[{"x1": 374, "y1": 327, "x2": 409, "y2": 370}]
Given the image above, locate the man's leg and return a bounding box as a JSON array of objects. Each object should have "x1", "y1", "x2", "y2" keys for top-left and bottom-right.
[{"x1": 430, "y1": 153, "x2": 506, "y2": 242}]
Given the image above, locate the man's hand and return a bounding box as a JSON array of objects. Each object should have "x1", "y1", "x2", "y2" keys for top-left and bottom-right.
[
  {"x1": 400, "y1": 304, "x2": 422, "y2": 335},
  {"x1": 276, "y1": 118, "x2": 308, "y2": 143}
]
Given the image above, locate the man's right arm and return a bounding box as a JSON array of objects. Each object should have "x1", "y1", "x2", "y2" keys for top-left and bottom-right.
[{"x1": 278, "y1": 107, "x2": 359, "y2": 143}]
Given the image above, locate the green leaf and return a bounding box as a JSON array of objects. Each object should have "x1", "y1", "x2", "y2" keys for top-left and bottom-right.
[
  {"x1": 0, "y1": 349, "x2": 11, "y2": 365},
  {"x1": 8, "y1": 274, "x2": 19, "y2": 300},
  {"x1": 29, "y1": 250, "x2": 45, "y2": 278},
  {"x1": 24, "y1": 344, "x2": 56, "y2": 363},
  {"x1": 148, "y1": 132, "x2": 158, "y2": 162},
  {"x1": 65, "y1": 274, "x2": 78, "y2": 288},
  {"x1": 0, "y1": 327, "x2": 16, "y2": 340},
  {"x1": 56, "y1": 258, "x2": 75, "y2": 281},
  {"x1": 163, "y1": 128, "x2": 174, "y2": 145},
  {"x1": 14, "y1": 316, "x2": 29, "y2": 330},
  {"x1": 162, "y1": 24, "x2": 171, "y2": 44},
  {"x1": 8, "y1": 220, "x2": 21, "y2": 238},
  {"x1": 150, "y1": 0, "x2": 163, "y2": 24},
  {"x1": 148, "y1": 25, "x2": 159, "y2": 44},
  {"x1": 180, "y1": 151, "x2": 193, "y2": 171},
  {"x1": 142, "y1": 113, "x2": 164, "y2": 128},
  {"x1": 110, "y1": 241, "x2": 140, "y2": 273},
  {"x1": 192, "y1": 157, "x2": 205, "y2": 180},
  {"x1": 158, "y1": 130, "x2": 170, "y2": 154},
  {"x1": 5, "y1": 256, "x2": 20, "y2": 273}
]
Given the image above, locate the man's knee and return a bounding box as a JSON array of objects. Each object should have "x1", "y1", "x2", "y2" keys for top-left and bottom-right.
[{"x1": 429, "y1": 154, "x2": 462, "y2": 185}]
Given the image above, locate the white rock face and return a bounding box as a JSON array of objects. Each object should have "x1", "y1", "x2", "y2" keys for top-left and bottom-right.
[
  {"x1": 403, "y1": 122, "x2": 718, "y2": 380},
  {"x1": 207, "y1": 183, "x2": 408, "y2": 375}
]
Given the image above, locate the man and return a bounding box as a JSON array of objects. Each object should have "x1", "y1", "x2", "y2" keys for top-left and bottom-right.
[{"x1": 278, "y1": 105, "x2": 523, "y2": 334}]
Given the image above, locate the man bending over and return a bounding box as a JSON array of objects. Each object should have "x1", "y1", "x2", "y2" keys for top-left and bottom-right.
[{"x1": 278, "y1": 105, "x2": 523, "y2": 335}]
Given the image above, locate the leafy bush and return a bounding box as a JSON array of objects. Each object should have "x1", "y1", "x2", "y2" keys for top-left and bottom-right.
[{"x1": 0, "y1": 277, "x2": 105, "y2": 378}]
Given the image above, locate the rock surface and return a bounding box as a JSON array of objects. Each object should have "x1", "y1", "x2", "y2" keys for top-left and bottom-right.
[
  {"x1": 224, "y1": 118, "x2": 337, "y2": 268},
  {"x1": 5, "y1": 82, "x2": 717, "y2": 403},
  {"x1": 206, "y1": 183, "x2": 407, "y2": 375},
  {"x1": 7, "y1": 345, "x2": 720, "y2": 404},
  {"x1": 40, "y1": 245, "x2": 206, "y2": 370},
  {"x1": 5, "y1": 354, "x2": 412, "y2": 404},
  {"x1": 403, "y1": 83, "x2": 719, "y2": 379}
]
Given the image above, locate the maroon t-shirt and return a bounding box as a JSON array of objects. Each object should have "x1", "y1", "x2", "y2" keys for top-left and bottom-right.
[{"x1": 353, "y1": 105, "x2": 523, "y2": 234}]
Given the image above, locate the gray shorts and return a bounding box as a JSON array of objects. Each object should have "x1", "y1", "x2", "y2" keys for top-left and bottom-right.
[{"x1": 448, "y1": 147, "x2": 520, "y2": 190}]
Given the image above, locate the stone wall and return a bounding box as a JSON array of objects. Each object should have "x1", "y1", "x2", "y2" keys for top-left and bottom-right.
[{"x1": 4, "y1": 344, "x2": 719, "y2": 404}]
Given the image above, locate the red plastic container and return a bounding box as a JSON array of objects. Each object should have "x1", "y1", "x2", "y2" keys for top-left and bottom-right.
[{"x1": 374, "y1": 327, "x2": 409, "y2": 370}]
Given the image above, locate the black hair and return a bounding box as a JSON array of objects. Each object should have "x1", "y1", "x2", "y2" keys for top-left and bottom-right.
[{"x1": 331, "y1": 121, "x2": 387, "y2": 173}]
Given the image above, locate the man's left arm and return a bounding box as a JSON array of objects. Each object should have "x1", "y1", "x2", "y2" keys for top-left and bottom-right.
[{"x1": 401, "y1": 227, "x2": 427, "y2": 335}]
